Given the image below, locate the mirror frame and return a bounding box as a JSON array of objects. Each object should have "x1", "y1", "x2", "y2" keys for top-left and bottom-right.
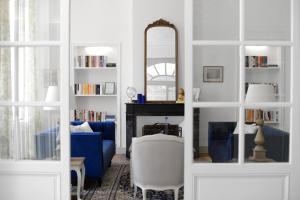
[{"x1": 144, "y1": 18, "x2": 178, "y2": 103}]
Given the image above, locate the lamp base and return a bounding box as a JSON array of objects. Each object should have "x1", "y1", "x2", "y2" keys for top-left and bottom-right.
[{"x1": 248, "y1": 145, "x2": 273, "y2": 162}]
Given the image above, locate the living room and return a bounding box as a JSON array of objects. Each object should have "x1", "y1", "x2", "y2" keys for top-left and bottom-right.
[{"x1": 1, "y1": 0, "x2": 300, "y2": 200}]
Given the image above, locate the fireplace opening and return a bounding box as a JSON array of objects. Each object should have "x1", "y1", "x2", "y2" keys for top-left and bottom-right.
[{"x1": 142, "y1": 123, "x2": 182, "y2": 137}]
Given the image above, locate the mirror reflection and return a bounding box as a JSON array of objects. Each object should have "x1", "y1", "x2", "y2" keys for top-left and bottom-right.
[{"x1": 145, "y1": 20, "x2": 177, "y2": 102}]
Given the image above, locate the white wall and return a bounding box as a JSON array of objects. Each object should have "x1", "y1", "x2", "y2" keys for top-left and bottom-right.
[{"x1": 71, "y1": 0, "x2": 133, "y2": 149}]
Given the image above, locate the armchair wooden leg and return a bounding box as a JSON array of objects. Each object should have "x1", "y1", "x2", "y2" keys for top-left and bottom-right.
[
  {"x1": 142, "y1": 189, "x2": 147, "y2": 200},
  {"x1": 134, "y1": 185, "x2": 137, "y2": 198},
  {"x1": 174, "y1": 188, "x2": 179, "y2": 200}
]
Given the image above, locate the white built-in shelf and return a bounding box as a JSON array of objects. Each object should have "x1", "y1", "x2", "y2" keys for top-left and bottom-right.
[
  {"x1": 74, "y1": 67, "x2": 117, "y2": 70},
  {"x1": 245, "y1": 67, "x2": 280, "y2": 70},
  {"x1": 75, "y1": 94, "x2": 117, "y2": 97}
]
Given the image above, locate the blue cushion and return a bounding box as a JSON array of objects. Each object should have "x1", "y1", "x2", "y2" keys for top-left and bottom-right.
[{"x1": 102, "y1": 140, "x2": 115, "y2": 169}]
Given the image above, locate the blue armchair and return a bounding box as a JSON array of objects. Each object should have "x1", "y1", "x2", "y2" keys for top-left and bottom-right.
[
  {"x1": 208, "y1": 122, "x2": 290, "y2": 162},
  {"x1": 208, "y1": 122, "x2": 235, "y2": 162},
  {"x1": 70, "y1": 121, "x2": 116, "y2": 182},
  {"x1": 35, "y1": 121, "x2": 116, "y2": 182}
]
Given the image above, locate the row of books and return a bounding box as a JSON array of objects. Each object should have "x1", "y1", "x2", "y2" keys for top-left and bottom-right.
[
  {"x1": 245, "y1": 56, "x2": 268, "y2": 68},
  {"x1": 74, "y1": 110, "x2": 116, "y2": 122},
  {"x1": 74, "y1": 83, "x2": 102, "y2": 95},
  {"x1": 245, "y1": 109, "x2": 279, "y2": 123},
  {"x1": 245, "y1": 82, "x2": 279, "y2": 95},
  {"x1": 75, "y1": 55, "x2": 108, "y2": 68}
]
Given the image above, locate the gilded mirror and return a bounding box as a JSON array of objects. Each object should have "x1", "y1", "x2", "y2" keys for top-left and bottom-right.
[{"x1": 145, "y1": 19, "x2": 178, "y2": 102}]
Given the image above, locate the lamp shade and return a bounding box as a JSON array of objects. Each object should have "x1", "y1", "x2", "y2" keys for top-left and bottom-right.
[
  {"x1": 245, "y1": 84, "x2": 275, "y2": 103},
  {"x1": 44, "y1": 86, "x2": 59, "y2": 110}
]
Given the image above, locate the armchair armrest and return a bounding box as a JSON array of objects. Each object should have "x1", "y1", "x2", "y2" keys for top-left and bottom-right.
[{"x1": 71, "y1": 132, "x2": 105, "y2": 178}]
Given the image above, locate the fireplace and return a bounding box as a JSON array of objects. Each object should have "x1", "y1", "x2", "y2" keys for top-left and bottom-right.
[
  {"x1": 142, "y1": 123, "x2": 182, "y2": 137},
  {"x1": 126, "y1": 103, "x2": 200, "y2": 158}
]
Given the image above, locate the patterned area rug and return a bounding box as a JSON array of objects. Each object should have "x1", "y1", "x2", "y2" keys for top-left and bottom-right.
[{"x1": 89, "y1": 161, "x2": 184, "y2": 200}]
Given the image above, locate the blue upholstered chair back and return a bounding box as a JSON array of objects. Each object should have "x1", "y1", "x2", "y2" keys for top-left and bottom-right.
[
  {"x1": 208, "y1": 122, "x2": 236, "y2": 162},
  {"x1": 70, "y1": 121, "x2": 115, "y2": 141}
]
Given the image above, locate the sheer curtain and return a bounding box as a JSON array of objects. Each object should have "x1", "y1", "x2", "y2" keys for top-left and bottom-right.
[
  {"x1": 0, "y1": 0, "x2": 13, "y2": 159},
  {"x1": 0, "y1": 0, "x2": 50, "y2": 160}
]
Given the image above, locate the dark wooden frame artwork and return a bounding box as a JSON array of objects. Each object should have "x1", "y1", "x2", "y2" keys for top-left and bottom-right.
[{"x1": 144, "y1": 18, "x2": 179, "y2": 103}]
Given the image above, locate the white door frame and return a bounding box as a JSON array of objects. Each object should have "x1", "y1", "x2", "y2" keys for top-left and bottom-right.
[
  {"x1": 184, "y1": 0, "x2": 300, "y2": 199},
  {"x1": 0, "y1": 0, "x2": 70, "y2": 199}
]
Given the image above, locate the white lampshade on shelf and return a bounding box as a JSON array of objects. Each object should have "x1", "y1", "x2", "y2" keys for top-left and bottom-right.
[
  {"x1": 44, "y1": 85, "x2": 59, "y2": 110},
  {"x1": 245, "y1": 84, "x2": 276, "y2": 103}
]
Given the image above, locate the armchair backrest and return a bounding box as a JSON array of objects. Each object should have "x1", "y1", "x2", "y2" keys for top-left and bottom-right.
[
  {"x1": 70, "y1": 121, "x2": 115, "y2": 141},
  {"x1": 208, "y1": 122, "x2": 236, "y2": 140},
  {"x1": 132, "y1": 134, "x2": 184, "y2": 187}
]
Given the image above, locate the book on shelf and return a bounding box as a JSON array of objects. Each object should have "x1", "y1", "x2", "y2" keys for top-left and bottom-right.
[
  {"x1": 245, "y1": 56, "x2": 268, "y2": 68},
  {"x1": 245, "y1": 82, "x2": 279, "y2": 95},
  {"x1": 245, "y1": 56, "x2": 278, "y2": 68},
  {"x1": 75, "y1": 55, "x2": 108, "y2": 68},
  {"x1": 74, "y1": 83, "x2": 102, "y2": 95},
  {"x1": 74, "y1": 110, "x2": 116, "y2": 122},
  {"x1": 245, "y1": 109, "x2": 279, "y2": 124}
]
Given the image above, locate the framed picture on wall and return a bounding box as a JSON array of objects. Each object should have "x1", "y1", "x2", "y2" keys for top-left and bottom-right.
[
  {"x1": 203, "y1": 66, "x2": 224, "y2": 82},
  {"x1": 104, "y1": 82, "x2": 116, "y2": 95}
]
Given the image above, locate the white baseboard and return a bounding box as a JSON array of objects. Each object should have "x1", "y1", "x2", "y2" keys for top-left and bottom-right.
[{"x1": 116, "y1": 147, "x2": 126, "y2": 154}]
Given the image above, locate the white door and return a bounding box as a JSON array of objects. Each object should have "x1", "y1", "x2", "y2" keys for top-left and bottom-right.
[
  {"x1": 0, "y1": 0, "x2": 70, "y2": 200},
  {"x1": 185, "y1": 0, "x2": 300, "y2": 199}
]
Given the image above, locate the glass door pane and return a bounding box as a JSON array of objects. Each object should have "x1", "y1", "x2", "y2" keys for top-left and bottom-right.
[
  {"x1": 193, "y1": 0, "x2": 239, "y2": 40},
  {"x1": 193, "y1": 46, "x2": 239, "y2": 102},
  {"x1": 244, "y1": 46, "x2": 291, "y2": 102},
  {"x1": 243, "y1": 107, "x2": 290, "y2": 163},
  {"x1": 0, "y1": 0, "x2": 60, "y2": 41},
  {"x1": 194, "y1": 107, "x2": 239, "y2": 163},
  {"x1": 245, "y1": 0, "x2": 291, "y2": 41}
]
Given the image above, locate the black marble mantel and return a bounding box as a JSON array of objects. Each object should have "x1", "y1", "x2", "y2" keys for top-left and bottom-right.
[{"x1": 125, "y1": 103, "x2": 199, "y2": 158}]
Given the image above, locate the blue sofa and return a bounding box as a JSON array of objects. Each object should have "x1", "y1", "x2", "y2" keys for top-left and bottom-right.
[
  {"x1": 71, "y1": 121, "x2": 115, "y2": 182},
  {"x1": 35, "y1": 121, "x2": 115, "y2": 182},
  {"x1": 208, "y1": 122, "x2": 289, "y2": 162}
]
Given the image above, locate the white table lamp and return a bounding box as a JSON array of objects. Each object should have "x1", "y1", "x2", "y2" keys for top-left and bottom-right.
[
  {"x1": 44, "y1": 85, "x2": 59, "y2": 110},
  {"x1": 245, "y1": 84, "x2": 275, "y2": 162}
]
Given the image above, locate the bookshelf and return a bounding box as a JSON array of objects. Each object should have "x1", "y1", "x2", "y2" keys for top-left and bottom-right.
[
  {"x1": 71, "y1": 42, "x2": 121, "y2": 139},
  {"x1": 245, "y1": 46, "x2": 285, "y2": 127}
]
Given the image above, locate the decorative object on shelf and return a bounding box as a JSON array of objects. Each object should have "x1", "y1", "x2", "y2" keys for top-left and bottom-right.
[
  {"x1": 203, "y1": 66, "x2": 224, "y2": 83},
  {"x1": 245, "y1": 84, "x2": 276, "y2": 162},
  {"x1": 192, "y1": 88, "x2": 201, "y2": 102},
  {"x1": 137, "y1": 93, "x2": 145, "y2": 104},
  {"x1": 126, "y1": 87, "x2": 137, "y2": 103},
  {"x1": 176, "y1": 88, "x2": 185, "y2": 103},
  {"x1": 104, "y1": 82, "x2": 116, "y2": 95},
  {"x1": 106, "y1": 63, "x2": 117, "y2": 68}
]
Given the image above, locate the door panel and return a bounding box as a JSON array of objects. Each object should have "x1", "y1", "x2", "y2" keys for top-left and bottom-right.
[
  {"x1": 194, "y1": 175, "x2": 288, "y2": 200},
  {"x1": 0, "y1": 173, "x2": 59, "y2": 200}
]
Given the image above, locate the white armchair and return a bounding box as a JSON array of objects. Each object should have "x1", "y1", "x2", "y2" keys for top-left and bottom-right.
[{"x1": 131, "y1": 134, "x2": 184, "y2": 200}]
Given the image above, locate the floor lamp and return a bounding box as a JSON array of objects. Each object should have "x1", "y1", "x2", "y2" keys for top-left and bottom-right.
[
  {"x1": 44, "y1": 85, "x2": 59, "y2": 159},
  {"x1": 245, "y1": 84, "x2": 276, "y2": 162}
]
